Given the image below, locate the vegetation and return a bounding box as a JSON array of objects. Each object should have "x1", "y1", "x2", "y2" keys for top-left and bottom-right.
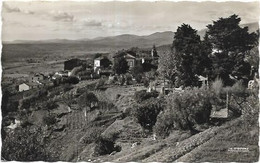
[
  {"x1": 134, "y1": 90, "x2": 159, "y2": 103},
  {"x1": 2, "y1": 127, "x2": 54, "y2": 161},
  {"x1": 131, "y1": 61, "x2": 144, "y2": 77},
  {"x1": 133, "y1": 98, "x2": 163, "y2": 130},
  {"x1": 78, "y1": 92, "x2": 99, "y2": 110},
  {"x1": 206, "y1": 14, "x2": 258, "y2": 85},
  {"x1": 93, "y1": 136, "x2": 121, "y2": 156},
  {"x1": 113, "y1": 56, "x2": 129, "y2": 74}
]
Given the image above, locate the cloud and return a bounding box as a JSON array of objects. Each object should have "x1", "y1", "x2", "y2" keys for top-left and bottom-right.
[
  {"x1": 82, "y1": 20, "x2": 102, "y2": 27},
  {"x1": 3, "y1": 3, "x2": 21, "y2": 13},
  {"x1": 51, "y1": 11, "x2": 74, "y2": 22},
  {"x1": 3, "y1": 3, "x2": 35, "y2": 15}
]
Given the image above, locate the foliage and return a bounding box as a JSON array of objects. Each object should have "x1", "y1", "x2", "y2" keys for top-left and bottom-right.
[
  {"x1": 131, "y1": 61, "x2": 143, "y2": 77},
  {"x1": 93, "y1": 136, "x2": 121, "y2": 156},
  {"x1": 95, "y1": 78, "x2": 106, "y2": 89},
  {"x1": 125, "y1": 73, "x2": 133, "y2": 85},
  {"x1": 211, "y1": 77, "x2": 224, "y2": 97},
  {"x1": 154, "y1": 87, "x2": 212, "y2": 137},
  {"x1": 142, "y1": 62, "x2": 157, "y2": 72},
  {"x1": 113, "y1": 56, "x2": 129, "y2": 74},
  {"x1": 134, "y1": 90, "x2": 159, "y2": 103},
  {"x1": 2, "y1": 91, "x2": 11, "y2": 116},
  {"x1": 145, "y1": 69, "x2": 158, "y2": 81},
  {"x1": 78, "y1": 92, "x2": 99, "y2": 110},
  {"x1": 43, "y1": 114, "x2": 56, "y2": 126},
  {"x1": 45, "y1": 100, "x2": 58, "y2": 111},
  {"x1": 153, "y1": 109, "x2": 175, "y2": 138},
  {"x1": 94, "y1": 53, "x2": 102, "y2": 59},
  {"x1": 133, "y1": 98, "x2": 163, "y2": 130},
  {"x1": 81, "y1": 126, "x2": 105, "y2": 144},
  {"x1": 173, "y1": 24, "x2": 211, "y2": 87},
  {"x1": 245, "y1": 46, "x2": 259, "y2": 73},
  {"x1": 100, "y1": 56, "x2": 112, "y2": 68},
  {"x1": 2, "y1": 127, "x2": 54, "y2": 161},
  {"x1": 142, "y1": 77, "x2": 150, "y2": 87},
  {"x1": 206, "y1": 14, "x2": 258, "y2": 85},
  {"x1": 157, "y1": 49, "x2": 177, "y2": 84},
  {"x1": 66, "y1": 76, "x2": 79, "y2": 84},
  {"x1": 135, "y1": 74, "x2": 143, "y2": 83},
  {"x1": 118, "y1": 75, "x2": 126, "y2": 85}
]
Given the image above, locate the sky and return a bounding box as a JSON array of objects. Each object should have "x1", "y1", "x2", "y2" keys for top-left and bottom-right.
[{"x1": 2, "y1": 1, "x2": 259, "y2": 41}]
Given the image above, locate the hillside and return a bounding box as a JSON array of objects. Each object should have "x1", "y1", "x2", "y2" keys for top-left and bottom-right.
[{"x1": 6, "y1": 31, "x2": 174, "y2": 49}]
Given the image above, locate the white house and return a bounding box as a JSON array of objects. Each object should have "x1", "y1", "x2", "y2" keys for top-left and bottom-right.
[
  {"x1": 18, "y1": 83, "x2": 30, "y2": 92},
  {"x1": 94, "y1": 58, "x2": 101, "y2": 71}
]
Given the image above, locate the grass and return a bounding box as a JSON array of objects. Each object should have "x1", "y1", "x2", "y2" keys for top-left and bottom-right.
[{"x1": 177, "y1": 117, "x2": 259, "y2": 162}]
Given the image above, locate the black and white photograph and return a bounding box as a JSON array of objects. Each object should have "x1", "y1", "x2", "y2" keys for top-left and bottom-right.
[{"x1": 1, "y1": 0, "x2": 259, "y2": 162}]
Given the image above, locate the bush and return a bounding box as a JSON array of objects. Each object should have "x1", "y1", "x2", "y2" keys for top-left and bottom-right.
[
  {"x1": 135, "y1": 74, "x2": 143, "y2": 83},
  {"x1": 228, "y1": 80, "x2": 247, "y2": 96},
  {"x1": 93, "y1": 136, "x2": 121, "y2": 156},
  {"x1": 78, "y1": 92, "x2": 99, "y2": 110},
  {"x1": 154, "y1": 87, "x2": 212, "y2": 136},
  {"x1": 153, "y1": 109, "x2": 175, "y2": 138},
  {"x1": 125, "y1": 73, "x2": 133, "y2": 85},
  {"x1": 95, "y1": 78, "x2": 106, "y2": 89},
  {"x1": 133, "y1": 98, "x2": 163, "y2": 130},
  {"x1": 2, "y1": 127, "x2": 54, "y2": 161},
  {"x1": 142, "y1": 78, "x2": 149, "y2": 87},
  {"x1": 211, "y1": 78, "x2": 224, "y2": 96},
  {"x1": 118, "y1": 75, "x2": 125, "y2": 85},
  {"x1": 43, "y1": 114, "x2": 56, "y2": 126},
  {"x1": 134, "y1": 90, "x2": 159, "y2": 103},
  {"x1": 66, "y1": 76, "x2": 79, "y2": 84},
  {"x1": 81, "y1": 126, "x2": 105, "y2": 144}
]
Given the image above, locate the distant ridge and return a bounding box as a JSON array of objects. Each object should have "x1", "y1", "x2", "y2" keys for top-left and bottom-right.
[{"x1": 4, "y1": 22, "x2": 258, "y2": 48}]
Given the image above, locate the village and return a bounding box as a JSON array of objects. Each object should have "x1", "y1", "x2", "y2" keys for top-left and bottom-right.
[{"x1": 1, "y1": 1, "x2": 259, "y2": 162}]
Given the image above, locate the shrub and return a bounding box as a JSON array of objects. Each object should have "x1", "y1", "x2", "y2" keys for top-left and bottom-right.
[
  {"x1": 135, "y1": 74, "x2": 143, "y2": 83},
  {"x1": 95, "y1": 78, "x2": 106, "y2": 89},
  {"x1": 211, "y1": 77, "x2": 224, "y2": 96},
  {"x1": 66, "y1": 76, "x2": 79, "y2": 84},
  {"x1": 153, "y1": 109, "x2": 175, "y2": 138},
  {"x1": 93, "y1": 136, "x2": 121, "y2": 156},
  {"x1": 81, "y1": 126, "x2": 105, "y2": 144},
  {"x1": 118, "y1": 75, "x2": 125, "y2": 85},
  {"x1": 142, "y1": 78, "x2": 149, "y2": 87},
  {"x1": 228, "y1": 80, "x2": 247, "y2": 96},
  {"x1": 45, "y1": 100, "x2": 58, "y2": 111},
  {"x1": 125, "y1": 73, "x2": 133, "y2": 85},
  {"x1": 133, "y1": 98, "x2": 163, "y2": 130},
  {"x1": 2, "y1": 127, "x2": 54, "y2": 161},
  {"x1": 78, "y1": 92, "x2": 99, "y2": 110},
  {"x1": 43, "y1": 114, "x2": 56, "y2": 126},
  {"x1": 154, "y1": 87, "x2": 212, "y2": 136},
  {"x1": 134, "y1": 90, "x2": 159, "y2": 103}
]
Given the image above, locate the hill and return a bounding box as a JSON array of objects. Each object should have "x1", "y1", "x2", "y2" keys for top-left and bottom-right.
[{"x1": 6, "y1": 31, "x2": 175, "y2": 49}]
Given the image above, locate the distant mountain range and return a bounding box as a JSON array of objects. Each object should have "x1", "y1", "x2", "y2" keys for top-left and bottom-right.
[{"x1": 4, "y1": 22, "x2": 258, "y2": 50}]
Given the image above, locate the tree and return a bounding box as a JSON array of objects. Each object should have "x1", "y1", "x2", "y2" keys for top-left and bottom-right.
[
  {"x1": 206, "y1": 14, "x2": 257, "y2": 85},
  {"x1": 131, "y1": 61, "x2": 143, "y2": 77},
  {"x1": 113, "y1": 57, "x2": 129, "y2": 74},
  {"x1": 133, "y1": 98, "x2": 163, "y2": 130},
  {"x1": 78, "y1": 92, "x2": 98, "y2": 110},
  {"x1": 94, "y1": 53, "x2": 102, "y2": 59},
  {"x1": 158, "y1": 49, "x2": 177, "y2": 86},
  {"x1": 100, "y1": 57, "x2": 112, "y2": 69},
  {"x1": 172, "y1": 24, "x2": 209, "y2": 87}
]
